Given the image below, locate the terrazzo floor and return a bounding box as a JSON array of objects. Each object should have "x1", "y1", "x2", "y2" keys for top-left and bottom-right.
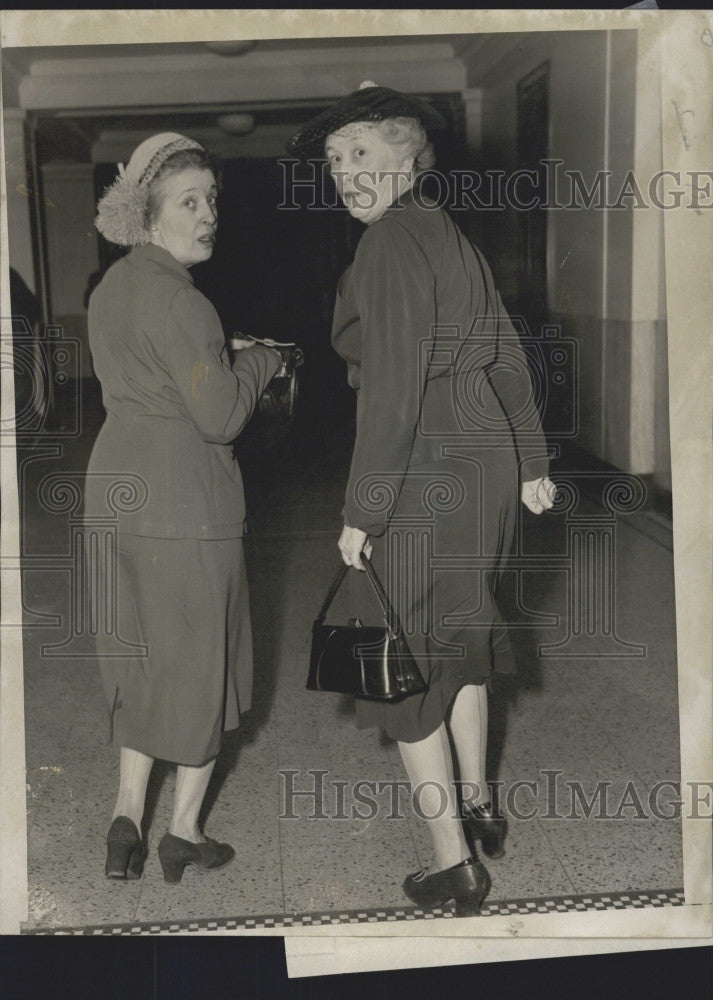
[{"x1": 18, "y1": 396, "x2": 683, "y2": 932}]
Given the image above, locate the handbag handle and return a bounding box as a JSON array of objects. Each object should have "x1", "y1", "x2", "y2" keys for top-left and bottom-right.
[{"x1": 314, "y1": 559, "x2": 401, "y2": 637}]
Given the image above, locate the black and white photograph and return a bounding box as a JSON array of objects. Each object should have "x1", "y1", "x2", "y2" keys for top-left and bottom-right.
[{"x1": 1, "y1": 9, "x2": 710, "y2": 953}]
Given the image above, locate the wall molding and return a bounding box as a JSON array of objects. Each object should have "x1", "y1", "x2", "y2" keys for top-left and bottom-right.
[{"x1": 18, "y1": 44, "x2": 466, "y2": 110}]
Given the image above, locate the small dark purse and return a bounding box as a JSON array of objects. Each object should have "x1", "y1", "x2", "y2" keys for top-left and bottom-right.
[
  {"x1": 307, "y1": 559, "x2": 427, "y2": 702},
  {"x1": 228, "y1": 336, "x2": 304, "y2": 452}
]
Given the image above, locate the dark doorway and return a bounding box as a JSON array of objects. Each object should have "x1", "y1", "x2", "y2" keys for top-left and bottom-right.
[
  {"x1": 93, "y1": 156, "x2": 359, "y2": 426},
  {"x1": 515, "y1": 62, "x2": 573, "y2": 442},
  {"x1": 32, "y1": 94, "x2": 466, "y2": 451},
  {"x1": 192, "y1": 157, "x2": 360, "y2": 427},
  {"x1": 516, "y1": 61, "x2": 549, "y2": 328}
]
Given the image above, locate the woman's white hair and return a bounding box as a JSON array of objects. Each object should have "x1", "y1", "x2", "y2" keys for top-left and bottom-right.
[{"x1": 374, "y1": 116, "x2": 436, "y2": 173}]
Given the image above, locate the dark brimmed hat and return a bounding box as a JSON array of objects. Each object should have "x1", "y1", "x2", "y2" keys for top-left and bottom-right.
[{"x1": 286, "y1": 80, "x2": 447, "y2": 158}]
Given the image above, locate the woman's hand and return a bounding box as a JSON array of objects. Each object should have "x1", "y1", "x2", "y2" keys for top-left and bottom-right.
[
  {"x1": 338, "y1": 524, "x2": 373, "y2": 569},
  {"x1": 521, "y1": 476, "x2": 556, "y2": 515},
  {"x1": 228, "y1": 337, "x2": 257, "y2": 351}
]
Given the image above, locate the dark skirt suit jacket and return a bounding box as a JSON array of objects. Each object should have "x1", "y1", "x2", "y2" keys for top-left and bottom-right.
[
  {"x1": 331, "y1": 187, "x2": 550, "y2": 743},
  {"x1": 85, "y1": 243, "x2": 281, "y2": 764}
]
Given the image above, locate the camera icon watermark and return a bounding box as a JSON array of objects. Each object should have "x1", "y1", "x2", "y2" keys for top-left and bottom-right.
[
  {"x1": 416, "y1": 320, "x2": 578, "y2": 442},
  {"x1": 2, "y1": 319, "x2": 82, "y2": 438}
]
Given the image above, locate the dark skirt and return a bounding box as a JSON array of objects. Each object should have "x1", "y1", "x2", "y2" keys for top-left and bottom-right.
[
  {"x1": 94, "y1": 534, "x2": 252, "y2": 766},
  {"x1": 349, "y1": 445, "x2": 518, "y2": 743}
]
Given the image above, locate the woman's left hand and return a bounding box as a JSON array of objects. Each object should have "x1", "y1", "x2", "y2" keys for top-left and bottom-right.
[
  {"x1": 228, "y1": 337, "x2": 257, "y2": 351},
  {"x1": 338, "y1": 524, "x2": 373, "y2": 569},
  {"x1": 521, "y1": 476, "x2": 557, "y2": 515}
]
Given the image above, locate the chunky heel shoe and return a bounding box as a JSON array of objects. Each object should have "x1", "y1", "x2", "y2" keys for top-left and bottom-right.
[
  {"x1": 403, "y1": 857, "x2": 490, "y2": 917},
  {"x1": 463, "y1": 801, "x2": 507, "y2": 859},
  {"x1": 159, "y1": 858, "x2": 187, "y2": 885},
  {"x1": 157, "y1": 833, "x2": 235, "y2": 884},
  {"x1": 105, "y1": 816, "x2": 146, "y2": 880}
]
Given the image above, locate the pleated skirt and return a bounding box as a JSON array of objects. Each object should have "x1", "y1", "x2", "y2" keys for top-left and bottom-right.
[
  {"x1": 349, "y1": 444, "x2": 519, "y2": 743},
  {"x1": 94, "y1": 534, "x2": 252, "y2": 766}
]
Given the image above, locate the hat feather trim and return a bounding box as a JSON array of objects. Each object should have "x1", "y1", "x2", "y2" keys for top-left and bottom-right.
[{"x1": 94, "y1": 175, "x2": 151, "y2": 247}]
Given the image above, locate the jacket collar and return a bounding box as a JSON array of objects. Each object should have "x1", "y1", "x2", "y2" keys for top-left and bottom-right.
[
  {"x1": 383, "y1": 183, "x2": 426, "y2": 218},
  {"x1": 128, "y1": 242, "x2": 194, "y2": 284}
]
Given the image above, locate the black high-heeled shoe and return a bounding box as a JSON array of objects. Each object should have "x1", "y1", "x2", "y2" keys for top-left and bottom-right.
[
  {"x1": 105, "y1": 816, "x2": 146, "y2": 880},
  {"x1": 157, "y1": 833, "x2": 235, "y2": 884},
  {"x1": 463, "y1": 800, "x2": 507, "y2": 859},
  {"x1": 403, "y1": 857, "x2": 491, "y2": 917}
]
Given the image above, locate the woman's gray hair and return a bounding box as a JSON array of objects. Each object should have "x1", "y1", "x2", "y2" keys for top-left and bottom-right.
[{"x1": 374, "y1": 116, "x2": 436, "y2": 173}]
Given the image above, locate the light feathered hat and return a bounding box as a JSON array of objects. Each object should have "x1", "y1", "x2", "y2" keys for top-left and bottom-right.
[{"x1": 94, "y1": 132, "x2": 205, "y2": 247}]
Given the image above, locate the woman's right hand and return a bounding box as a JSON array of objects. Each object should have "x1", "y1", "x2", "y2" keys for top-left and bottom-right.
[{"x1": 338, "y1": 524, "x2": 373, "y2": 570}]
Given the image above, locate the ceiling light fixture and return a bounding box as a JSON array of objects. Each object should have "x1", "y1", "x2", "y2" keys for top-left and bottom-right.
[
  {"x1": 204, "y1": 40, "x2": 256, "y2": 57},
  {"x1": 216, "y1": 113, "x2": 255, "y2": 136}
]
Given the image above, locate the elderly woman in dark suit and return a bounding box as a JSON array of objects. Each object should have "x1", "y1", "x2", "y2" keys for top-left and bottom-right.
[
  {"x1": 288, "y1": 84, "x2": 555, "y2": 916},
  {"x1": 88, "y1": 133, "x2": 281, "y2": 883}
]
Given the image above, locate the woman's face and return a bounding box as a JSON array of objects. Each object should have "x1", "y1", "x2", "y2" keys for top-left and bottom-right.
[
  {"x1": 149, "y1": 168, "x2": 218, "y2": 267},
  {"x1": 325, "y1": 125, "x2": 414, "y2": 225}
]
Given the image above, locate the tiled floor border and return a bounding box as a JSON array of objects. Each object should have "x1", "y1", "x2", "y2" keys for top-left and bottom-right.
[{"x1": 23, "y1": 888, "x2": 685, "y2": 935}]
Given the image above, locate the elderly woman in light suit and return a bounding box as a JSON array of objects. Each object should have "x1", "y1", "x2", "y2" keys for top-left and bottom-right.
[
  {"x1": 88, "y1": 133, "x2": 282, "y2": 883},
  {"x1": 288, "y1": 84, "x2": 555, "y2": 916}
]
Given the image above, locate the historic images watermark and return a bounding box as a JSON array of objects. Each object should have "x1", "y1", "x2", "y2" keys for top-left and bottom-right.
[
  {"x1": 351, "y1": 466, "x2": 647, "y2": 661},
  {"x1": 2, "y1": 316, "x2": 81, "y2": 440},
  {"x1": 278, "y1": 160, "x2": 713, "y2": 213},
  {"x1": 3, "y1": 318, "x2": 150, "y2": 655},
  {"x1": 8, "y1": 466, "x2": 150, "y2": 658},
  {"x1": 278, "y1": 769, "x2": 712, "y2": 822},
  {"x1": 3, "y1": 313, "x2": 649, "y2": 663},
  {"x1": 345, "y1": 317, "x2": 647, "y2": 661}
]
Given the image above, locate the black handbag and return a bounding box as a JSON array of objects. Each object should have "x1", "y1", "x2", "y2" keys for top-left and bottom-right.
[
  {"x1": 307, "y1": 559, "x2": 427, "y2": 702},
  {"x1": 228, "y1": 336, "x2": 304, "y2": 452}
]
